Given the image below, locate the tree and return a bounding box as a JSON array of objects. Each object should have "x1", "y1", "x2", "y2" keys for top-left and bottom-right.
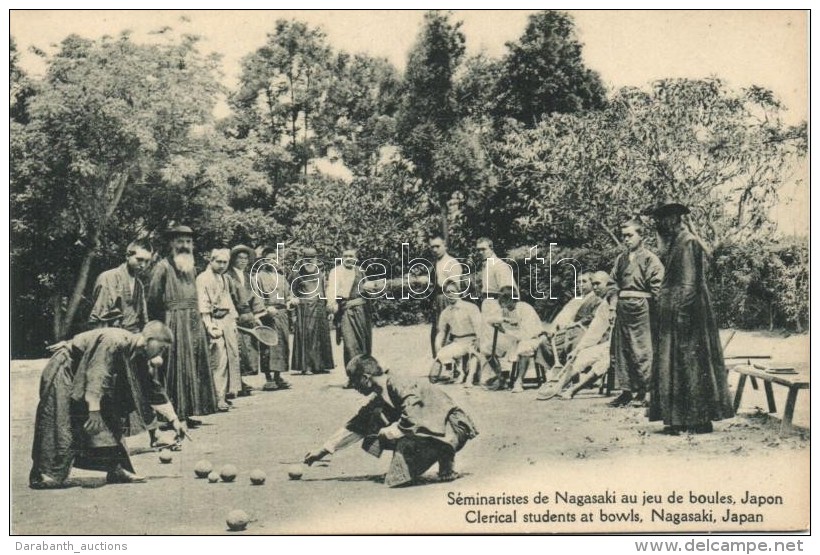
[
  {"x1": 312, "y1": 52, "x2": 401, "y2": 175},
  {"x1": 10, "y1": 31, "x2": 223, "y2": 341},
  {"x1": 231, "y1": 20, "x2": 333, "y2": 180},
  {"x1": 493, "y1": 10, "x2": 607, "y2": 127},
  {"x1": 396, "y1": 10, "x2": 466, "y2": 243},
  {"x1": 489, "y1": 78, "x2": 807, "y2": 250}
]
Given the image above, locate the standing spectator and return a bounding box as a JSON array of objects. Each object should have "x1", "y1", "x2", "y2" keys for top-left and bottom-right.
[
  {"x1": 291, "y1": 247, "x2": 334, "y2": 375},
  {"x1": 608, "y1": 219, "x2": 664, "y2": 407},
  {"x1": 327, "y1": 247, "x2": 375, "y2": 386},
  {"x1": 226, "y1": 244, "x2": 265, "y2": 396},
  {"x1": 88, "y1": 239, "x2": 153, "y2": 332},
  {"x1": 647, "y1": 202, "x2": 734, "y2": 434},
  {"x1": 254, "y1": 246, "x2": 293, "y2": 391},
  {"x1": 147, "y1": 226, "x2": 216, "y2": 428},
  {"x1": 196, "y1": 248, "x2": 240, "y2": 412}
]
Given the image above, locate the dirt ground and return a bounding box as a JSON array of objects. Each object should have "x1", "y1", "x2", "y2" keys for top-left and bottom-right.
[{"x1": 10, "y1": 326, "x2": 810, "y2": 535}]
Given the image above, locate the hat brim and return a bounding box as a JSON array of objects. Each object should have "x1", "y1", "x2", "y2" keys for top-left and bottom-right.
[
  {"x1": 645, "y1": 203, "x2": 690, "y2": 217},
  {"x1": 231, "y1": 246, "x2": 255, "y2": 258}
]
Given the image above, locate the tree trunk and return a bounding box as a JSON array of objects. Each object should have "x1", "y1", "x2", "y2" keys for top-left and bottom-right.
[{"x1": 57, "y1": 231, "x2": 101, "y2": 339}]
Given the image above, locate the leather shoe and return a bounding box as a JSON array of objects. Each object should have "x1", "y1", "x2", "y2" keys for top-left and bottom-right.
[
  {"x1": 30, "y1": 474, "x2": 65, "y2": 489},
  {"x1": 106, "y1": 466, "x2": 147, "y2": 484},
  {"x1": 607, "y1": 391, "x2": 633, "y2": 407}
]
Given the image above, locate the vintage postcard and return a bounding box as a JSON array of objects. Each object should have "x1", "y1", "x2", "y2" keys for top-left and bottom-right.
[{"x1": 8, "y1": 9, "x2": 809, "y2": 539}]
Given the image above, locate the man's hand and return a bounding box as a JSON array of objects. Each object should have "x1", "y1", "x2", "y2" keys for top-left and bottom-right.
[
  {"x1": 84, "y1": 411, "x2": 106, "y2": 436},
  {"x1": 172, "y1": 419, "x2": 190, "y2": 442},
  {"x1": 304, "y1": 449, "x2": 329, "y2": 466},
  {"x1": 208, "y1": 326, "x2": 223, "y2": 339},
  {"x1": 266, "y1": 306, "x2": 278, "y2": 316}
]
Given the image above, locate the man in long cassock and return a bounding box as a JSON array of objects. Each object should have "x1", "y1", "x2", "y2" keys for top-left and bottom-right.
[
  {"x1": 196, "y1": 248, "x2": 241, "y2": 412},
  {"x1": 147, "y1": 225, "x2": 217, "y2": 427},
  {"x1": 607, "y1": 219, "x2": 664, "y2": 407},
  {"x1": 647, "y1": 201, "x2": 734, "y2": 434},
  {"x1": 304, "y1": 355, "x2": 478, "y2": 487},
  {"x1": 291, "y1": 247, "x2": 334, "y2": 374},
  {"x1": 428, "y1": 234, "x2": 466, "y2": 358},
  {"x1": 88, "y1": 239, "x2": 153, "y2": 332},
  {"x1": 253, "y1": 245, "x2": 293, "y2": 391},
  {"x1": 29, "y1": 322, "x2": 189, "y2": 489},
  {"x1": 327, "y1": 247, "x2": 382, "y2": 386},
  {"x1": 88, "y1": 239, "x2": 165, "y2": 447},
  {"x1": 226, "y1": 244, "x2": 265, "y2": 395}
]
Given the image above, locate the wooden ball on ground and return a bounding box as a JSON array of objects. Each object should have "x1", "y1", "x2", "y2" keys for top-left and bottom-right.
[
  {"x1": 194, "y1": 460, "x2": 213, "y2": 478},
  {"x1": 249, "y1": 469, "x2": 266, "y2": 485},
  {"x1": 287, "y1": 465, "x2": 303, "y2": 480},
  {"x1": 207, "y1": 471, "x2": 220, "y2": 483},
  {"x1": 220, "y1": 464, "x2": 238, "y2": 482},
  {"x1": 159, "y1": 451, "x2": 173, "y2": 464},
  {"x1": 226, "y1": 509, "x2": 249, "y2": 531}
]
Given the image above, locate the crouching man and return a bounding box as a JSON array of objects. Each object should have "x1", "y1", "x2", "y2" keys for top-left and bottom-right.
[
  {"x1": 304, "y1": 355, "x2": 478, "y2": 487},
  {"x1": 30, "y1": 322, "x2": 189, "y2": 489}
]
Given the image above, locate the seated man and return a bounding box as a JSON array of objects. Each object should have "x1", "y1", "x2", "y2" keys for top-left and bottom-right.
[
  {"x1": 429, "y1": 280, "x2": 483, "y2": 384},
  {"x1": 304, "y1": 355, "x2": 478, "y2": 487},
  {"x1": 538, "y1": 273, "x2": 602, "y2": 367},
  {"x1": 481, "y1": 286, "x2": 544, "y2": 393},
  {"x1": 30, "y1": 322, "x2": 189, "y2": 489},
  {"x1": 537, "y1": 271, "x2": 618, "y2": 401}
]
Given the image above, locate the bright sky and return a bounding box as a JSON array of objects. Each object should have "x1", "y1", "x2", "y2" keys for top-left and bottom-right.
[{"x1": 9, "y1": 9, "x2": 809, "y2": 234}]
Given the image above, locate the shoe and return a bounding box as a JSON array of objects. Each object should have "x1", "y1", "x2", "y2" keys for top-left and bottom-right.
[
  {"x1": 217, "y1": 402, "x2": 230, "y2": 412},
  {"x1": 237, "y1": 390, "x2": 252, "y2": 397},
  {"x1": 186, "y1": 418, "x2": 202, "y2": 428},
  {"x1": 275, "y1": 380, "x2": 291, "y2": 390},
  {"x1": 607, "y1": 391, "x2": 633, "y2": 407},
  {"x1": 262, "y1": 381, "x2": 279, "y2": 391},
  {"x1": 225, "y1": 398, "x2": 233, "y2": 406},
  {"x1": 688, "y1": 422, "x2": 713, "y2": 434},
  {"x1": 30, "y1": 474, "x2": 65, "y2": 489},
  {"x1": 662, "y1": 425, "x2": 683, "y2": 436},
  {"x1": 226, "y1": 393, "x2": 236, "y2": 400},
  {"x1": 536, "y1": 383, "x2": 559, "y2": 401},
  {"x1": 106, "y1": 466, "x2": 147, "y2": 484}
]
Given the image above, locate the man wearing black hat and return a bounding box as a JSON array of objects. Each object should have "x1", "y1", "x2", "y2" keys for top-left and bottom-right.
[
  {"x1": 147, "y1": 226, "x2": 217, "y2": 427},
  {"x1": 646, "y1": 202, "x2": 734, "y2": 434}
]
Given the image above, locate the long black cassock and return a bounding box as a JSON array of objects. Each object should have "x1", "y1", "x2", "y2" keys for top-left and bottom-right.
[
  {"x1": 648, "y1": 229, "x2": 734, "y2": 428},
  {"x1": 30, "y1": 329, "x2": 168, "y2": 486}
]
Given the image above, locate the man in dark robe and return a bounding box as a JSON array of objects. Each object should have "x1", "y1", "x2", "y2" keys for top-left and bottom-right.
[
  {"x1": 291, "y1": 247, "x2": 334, "y2": 374},
  {"x1": 253, "y1": 246, "x2": 293, "y2": 391},
  {"x1": 327, "y1": 247, "x2": 381, "y2": 386},
  {"x1": 29, "y1": 322, "x2": 189, "y2": 489},
  {"x1": 608, "y1": 219, "x2": 664, "y2": 407},
  {"x1": 225, "y1": 244, "x2": 265, "y2": 395},
  {"x1": 304, "y1": 355, "x2": 478, "y2": 487},
  {"x1": 88, "y1": 239, "x2": 153, "y2": 332},
  {"x1": 147, "y1": 226, "x2": 217, "y2": 427},
  {"x1": 647, "y1": 202, "x2": 734, "y2": 434}
]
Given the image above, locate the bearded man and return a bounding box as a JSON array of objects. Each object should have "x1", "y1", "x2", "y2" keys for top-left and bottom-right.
[{"x1": 147, "y1": 226, "x2": 217, "y2": 427}]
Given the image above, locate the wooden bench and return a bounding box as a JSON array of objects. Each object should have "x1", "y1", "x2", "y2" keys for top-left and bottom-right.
[{"x1": 730, "y1": 363, "x2": 809, "y2": 436}]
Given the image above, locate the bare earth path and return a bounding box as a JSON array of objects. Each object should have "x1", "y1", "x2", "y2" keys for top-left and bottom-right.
[{"x1": 11, "y1": 326, "x2": 809, "y2": 534}]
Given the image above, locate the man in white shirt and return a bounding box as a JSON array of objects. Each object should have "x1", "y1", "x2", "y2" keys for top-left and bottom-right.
[
  {"x1": 196, "y1": 248, "x2": 240, "y2": 412},
  {"x1": 430, "y1": 280, "x2": 483, "y2": 384},
  {"x1": 482, "y1": 286, "x2": 543, "y2": 393},
  {"x1": 428, "y1": 234, "x2": 467, "y2": 357}
]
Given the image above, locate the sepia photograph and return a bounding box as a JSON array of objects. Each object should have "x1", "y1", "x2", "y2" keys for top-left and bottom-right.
[{"x1": 7, "y1": 7, "x2": 810, "y2": 540}]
